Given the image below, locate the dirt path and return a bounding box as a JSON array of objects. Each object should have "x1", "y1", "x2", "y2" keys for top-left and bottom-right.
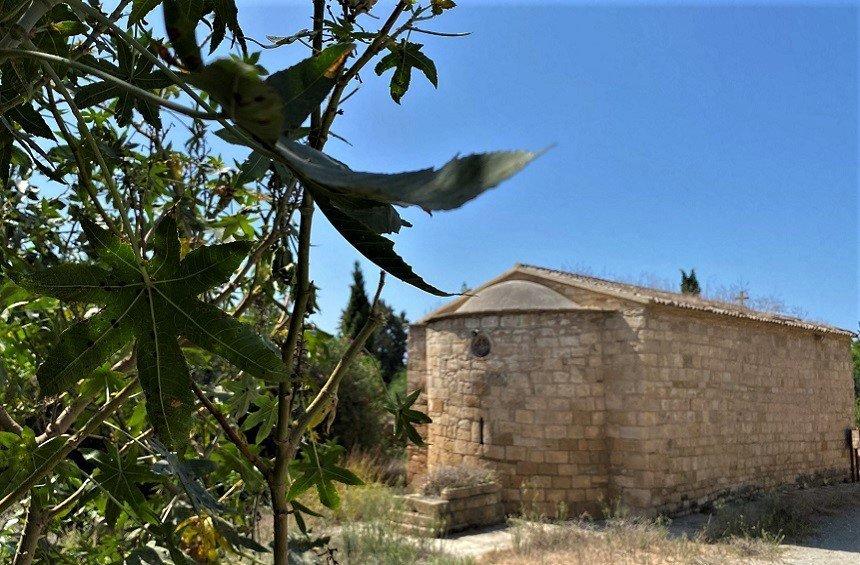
[{"x1": 781, "y1": 499, "x2": 860, "y2": 565}]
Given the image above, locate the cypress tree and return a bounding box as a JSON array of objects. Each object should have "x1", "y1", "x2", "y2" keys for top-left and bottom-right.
[
  {"x1": 375, "y1": 303, "x2": 408, "y2": 382},
  {"x1": 339, "y1": 261, "x2": 373, "y2": 343},
  {"x1": 680, "y1": 269, "x2": 701, "y2": 295}
]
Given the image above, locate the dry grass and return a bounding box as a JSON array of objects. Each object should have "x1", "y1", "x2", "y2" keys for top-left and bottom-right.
[
  {"x1": 416, "y1": 465, "x2": 497, "y2": 497},
  {"x1": 481, "y1": 516, "x2": 782, "y2": 565},
  {"x1": 338, "y1": 521, "x2": 473, "y2": 565}
]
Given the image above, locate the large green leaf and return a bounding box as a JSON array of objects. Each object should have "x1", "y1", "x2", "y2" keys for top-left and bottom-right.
[
  {"x1": 276, "y1": 139, "x2": 539, "y2": 212},
  {"x1": 13, "y1": 263, "x2": 131, "y2": 304},
  {"x1": 187, "y1": 59, "x2": 284, "y2": 144},
  {"x1": 324, "y1": 192, "x2": 410, "y2": 235},
  {"x1": 163, "y1": 0, "x2": 204, "y2": 71},
  {"x1": 165, "y1": 295, "x2": 286, "y2": 381},
  {"x1": 314, "y1": 192, "x2": 448, "y2": 296},
  {"x1": 36, "y1": 295, "x2": 140, "y2": 396},
  {"x1": 78, "y1": 216, "x2": 141, "y2": 280},
  {"x1": 13, "y1": 211, "x2": 289, "y2": 447},
  {"x1": 265, "y1": 43, "x2": 354, "y2": 132},
  {"x1": 174, "y1": 240, "x2": 251, "y2": 296},
  {"x1": 208, "y1": 0, "x2": 245, "y2": 54},
  {"x1": 7, "y1": 102, "x2": 55, "y2": 140},
  {"x1": 135, "y1": 308, "x2": 197, "y2": 448}
]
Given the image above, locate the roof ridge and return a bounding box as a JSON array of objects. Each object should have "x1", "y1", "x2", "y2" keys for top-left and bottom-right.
[
  {"x1": 518, "y1": 263, "x2": 681, "y2": 297},
  {"x1": 515, "y1": 264, "x2": 853, "y2": 336}
]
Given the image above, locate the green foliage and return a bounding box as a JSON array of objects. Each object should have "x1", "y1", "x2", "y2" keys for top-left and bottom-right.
[
  {"x1": 0, "y1": 0, "x2": 529, "y2": 560},
  {"x1": 0, "y1": 429, "x2": 68, "y2": 499},
  {"x1": 84, "y1": 445, "x2": 158, "y2": 525},
  {"x1": 375, "y1": 303, "x2": 408, "y2": 382},
  {"x1": 74, "y1": 36, "x2": 172, "y2": 128},
  {"x1": 307, "y1": 329, "x2": 389, "y2": 451},
  {"x1": 337, "y1": 264, "x2": 408, "y2": 382},
  {"x1": 266, "y1": 42, "x2": 354, "y2": 134},
  {"x1": 374, "y1": 40, "x2": 437, "y2": 104},
  {"x1": 241, "y1": 393, "x2": 278, "y2": 444},
  {"x1": 339, "y1": 261, "x2": 374, "y2": 343},
  {"x1": 11, "y1": 214, "x2": 288, "y2": 446},
  {"x1": 680, "y1": 268, "x2": 701, "y2": 295},
  {"x1": 384, "y1": 389, "x2": 432, "y2": 447},
  {"x1": 287, "y1": 442, "x2": 364, "y2": 510}
]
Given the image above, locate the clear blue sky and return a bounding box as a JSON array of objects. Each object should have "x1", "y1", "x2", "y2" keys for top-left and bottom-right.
[{"x1": 224, "y1": 3, "x2": 858, "y2": 331}]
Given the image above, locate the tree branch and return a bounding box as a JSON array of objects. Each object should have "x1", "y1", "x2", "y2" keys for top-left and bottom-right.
[
  {"x1": 37, "y1": 354, "x2": 135, "y2": 443},
  {"x1": 0, "y1": 404, "x2": 23, "y2": 435},
  {"x1": 190, "y1": 381, "x2": 270, "y2": 476},
  {"x1": 0, "y1": 381, "x2": 136, "y2": 514},
  {"x1": 0, "y1": 49, "x2": 223, "y2": 120},
  {"x1": 317, "y1": 1, "x2": 410, "y2": 145},
  {"x1": 0, "y1": 0, "x2": 59, "y2": 50},
  {"x1": 12, "y1": 498, "x2": 45, "y2": 565},
  {"x1": 289, "y1": 272, "x2": 385, "y2": 449}
]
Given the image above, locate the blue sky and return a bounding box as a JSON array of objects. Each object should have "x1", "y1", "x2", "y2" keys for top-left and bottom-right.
[{"x1": 208, "y1": 3, "x2": 858, "y2": 331}]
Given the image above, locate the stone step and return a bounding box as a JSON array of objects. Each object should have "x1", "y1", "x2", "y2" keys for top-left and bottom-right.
[
  {"x1": 390, "y1": 518, "x2": 443, "y2": 538},
  {"x1": 393, "y1": 510, "x2": 447, "y2": 529}
]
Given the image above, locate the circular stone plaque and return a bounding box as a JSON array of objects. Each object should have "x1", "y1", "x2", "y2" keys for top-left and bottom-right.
[{"x1": 470, "y1": 333, "x2": 491, "y2": 357}]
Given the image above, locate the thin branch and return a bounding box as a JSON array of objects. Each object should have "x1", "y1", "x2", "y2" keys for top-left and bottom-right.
[
  {"x1": 318, "y1": 1, "x2": 410, "y2": 144},
  {"x1": 0, "y1": 0, "x2": 58, "y2": 50},
  {"x1": 407, "y1": 26, "x2": 470, "y2": 37},
  {"x1": 47, "y1": 428, "x2": 151, "y2": 519},
  {"x1": 289, "y1": 272, "x2": 385, "y2": 448},
  {"x1": 12, "y1": 499, "x2": 45, "y2": 565},
  {"x1": 0, "y1": 405, "x2": 23, "y2": 435},
  {"x1": 215, "y1": 229, "x2": 279, "y2": 305},
  {"x1": 0, "y1": 49, "x2": 223, "y2": 120},
  {"x1": 37, "y1": 351, "x2": 135, "y2": 444},
  {"x1": 0, "y1": 381, "x2": 136, "y2": 514},
  {"x1": 190, "y1": 381, "x2": 270, "y2": 475},
  {"x1": 31, "y1": 47, "x2": 141, "y2": 258}
]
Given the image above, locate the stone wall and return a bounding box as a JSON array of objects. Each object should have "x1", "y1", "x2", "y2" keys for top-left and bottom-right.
[
  {"x1": 406, "y1": 324, "x2": 428, "y2": 484},
  {"x1": 417, "y1": 310, "x2": 613, "y2": 515},
  {"x1": 408, "y1": 294, "x2": 854, "y2": 517},
  {"x1": 621, "y1": 306, "x2": 854, "y2": 513}
]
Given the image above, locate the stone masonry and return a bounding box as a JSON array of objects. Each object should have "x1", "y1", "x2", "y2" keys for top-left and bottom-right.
[{"x1": 406, "y1": 265, "x2": 855, "y2": 516}]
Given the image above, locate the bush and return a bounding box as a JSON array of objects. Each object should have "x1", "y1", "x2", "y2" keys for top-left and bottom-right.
[
  {"x1": 307, "y1": 331, "x2": 391, "y2": 452},
  {"x1": 388, "y1": 368, "x2": 407, "y2": 400},
  {"x1": 417, "y1": 465, "x2": 497, "y2": 496}
]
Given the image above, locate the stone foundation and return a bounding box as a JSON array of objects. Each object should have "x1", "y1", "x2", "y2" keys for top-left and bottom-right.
[{"x1": 394, "y1": 482, "x2": 504, "y2": 536}]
